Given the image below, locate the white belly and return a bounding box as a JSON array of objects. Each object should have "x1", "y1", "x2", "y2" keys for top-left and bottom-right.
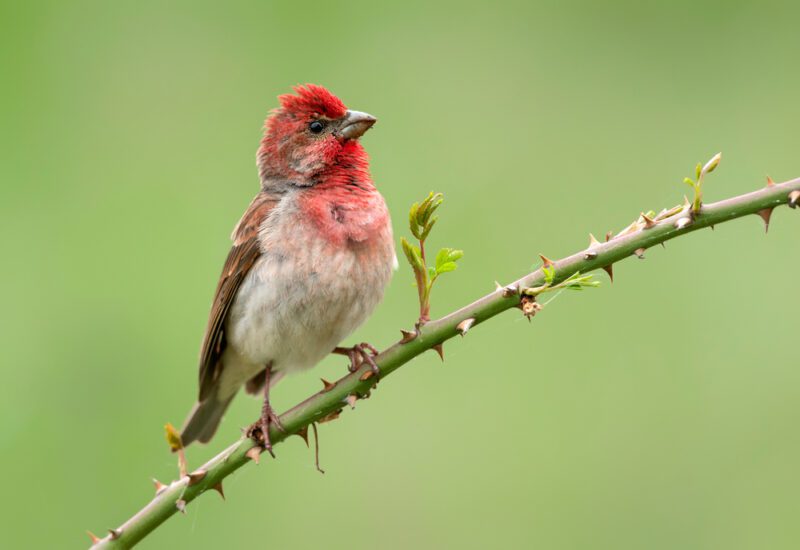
[{"x1": 216, "y1": 230, "x2": 393, "y2": 399}]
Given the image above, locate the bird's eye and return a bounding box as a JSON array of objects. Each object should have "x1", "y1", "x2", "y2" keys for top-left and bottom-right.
[{"x1": 309, "y1": 120, "x2": 325, "y2": 134}]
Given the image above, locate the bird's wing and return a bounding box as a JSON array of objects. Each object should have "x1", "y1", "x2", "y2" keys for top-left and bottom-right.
[{"x1": 197, "y1": 191, "x2": 280, "y2": 401}]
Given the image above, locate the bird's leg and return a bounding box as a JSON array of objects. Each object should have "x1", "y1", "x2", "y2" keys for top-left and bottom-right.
[
  {"x1": 332, "y1": 343, "x2": 381, "y2": 378},
  {"x1": 247, "y1": 363, "x2": 285, "y2": 457},
  {"x1": 332, "y1": 346, "x2": 359, "y2": 372}
]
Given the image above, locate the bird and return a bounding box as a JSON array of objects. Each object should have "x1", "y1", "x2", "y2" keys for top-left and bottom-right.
[{"x1": 180, "y1": 84, "x2": 396, "y2": 454}]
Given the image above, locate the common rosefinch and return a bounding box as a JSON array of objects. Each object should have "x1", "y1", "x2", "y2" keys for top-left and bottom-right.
[{"x1": 180, "y1": 85, "x2": 395, "y2": 453}]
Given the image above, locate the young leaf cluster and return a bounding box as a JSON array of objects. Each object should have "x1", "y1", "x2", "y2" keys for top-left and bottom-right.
[
  {"x1": 400, "y1": 192, "x2": 464, "y2": 324},
  {"x1": 683, "y1": 152, "x2": 722, "y2": 214},
  {"x1": 524, "y1": 267, "x2": 600, "y2": 298},
  {"x1": 408, "y1": 192, "x2": 442, "y2": 242}
]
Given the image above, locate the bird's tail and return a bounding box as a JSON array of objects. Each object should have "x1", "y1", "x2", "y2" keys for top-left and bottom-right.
[{"x1": 180, "y1": 394, "x2": 235, "y2": 446}]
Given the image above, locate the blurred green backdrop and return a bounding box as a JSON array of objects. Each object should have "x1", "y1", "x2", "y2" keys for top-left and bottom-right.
[{"x1": 1, "y1": 1, "x2": 799, "y2": 548}]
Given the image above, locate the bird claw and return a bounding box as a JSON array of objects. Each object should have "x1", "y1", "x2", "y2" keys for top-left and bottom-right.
[
  {"x1": 333, "y1": 343, "x2": 381, "y2": 379},
  {"x1": 247, "y1": 404, "x2": 285, "y2": 458}
]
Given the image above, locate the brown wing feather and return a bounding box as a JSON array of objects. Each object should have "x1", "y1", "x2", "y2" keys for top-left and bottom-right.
[{"x1": 197, "y1": 192, "x2": 279, "y2": 400}]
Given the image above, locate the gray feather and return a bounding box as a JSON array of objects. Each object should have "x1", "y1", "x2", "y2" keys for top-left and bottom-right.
[{"x1": 180, "y1": 395, "x2": 235, "y2": 445}]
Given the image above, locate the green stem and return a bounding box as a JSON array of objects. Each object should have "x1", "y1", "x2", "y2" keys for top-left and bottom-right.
[
  {"x1": 90, "y1": 176, "x2": 800, "y2": 549},
  {"x1": 418, "y1": 238, "x2": 431, "y2": 323}
]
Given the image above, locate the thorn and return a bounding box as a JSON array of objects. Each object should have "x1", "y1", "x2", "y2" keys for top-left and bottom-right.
[
  {"x1": 212, "y1": 482, "x2": 225, "y2": 500},
  {"x1": 660, "y1": 242, "x2": 666, "y2": 249},
  {"x1": 538, "y1": 254, "x2": 555, "y2": 268},
  {"x1": 359, "y1": 370, "x2": 375, "y2": 381},
  {"x1": 683, "y1": 195, "x2": 691, "y2": 208},
  {"x1": 757, "y1": 207, "x2": 773, "y2": 233},
  {"x1": 187, "y1": 469, "x2": 207, "y2": 486},
  {"x1": 494, "y1": 281, "x2": 503, "y2": 291},
  {"x1": 246, "y1": 446, "x2": 261, "y2": 465},
  {"x1": 767, "y1": 175, "x2": 775, "y2": 187},
  {"x1": 432, "y1": 343, "x2": 444, "y2": 361},
  {"x1": 108, "y1": 528, "x2": 122, "y2": 540},
  {"x1": 585, "y1": 234, "x2": 601, "y2": 259},
  {"x1": 640, "y1": 212, "x2": 656, "y2": 229},
  {"x1": 605, "y1": 231, "x2": 613, "y2": 242},
  {"x1": 602, "y1": 264, "x2": 614, "y2": 282},
  {"x1": 320, "y1": 378, "x2": 336, "y2": 392},
  {"x1": 87, "y1": 531, "x2": 100, "y2": 544},
  {"x1": 399, "y1": 329, "x2": 417, "y2": 344},
  {"x1": 175, "y1": 500, "x2": 187, "y2": 514},
  {"x1": 318, "y1": 409, "x2": 342, "y2": 424},
  {"x1": 615, "y1": 221, "x2": 638, "y2": 238},
  {"x1": 789, "y1": 190, "x2": 800, "y2": 209},
  {"x1": 502, "y1": 284, "x2": 519, "y2": 297},
  {"x1": 153, "y1": 478, "x2": 167, "y2": 495},
  {"x1": 634, "y1": 247, "x2": 646, "y2": 259},
  {"x1": 709, "y1": 225, "x2": 715, "y2": 231},
  {"x1": 674, "y1": 217, "x2": 692, "y2": 230},
  {"x1": 295, "y1": 426, "x2": 309, "y2": 446},
  {"x1": 456, "y1": 317, "x2": 476, "y2": 336},
  {"x1": 345, "y1": 394, "x2": 358, "y2": 409}
]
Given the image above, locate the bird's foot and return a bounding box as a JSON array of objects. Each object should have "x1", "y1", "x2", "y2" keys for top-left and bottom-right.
[
  {"x1": 246, "y1": 403, "x2": 285, "y2": 458},
  {"x1": 333, "y1": 343, "x2": 381, "y2": 380}
]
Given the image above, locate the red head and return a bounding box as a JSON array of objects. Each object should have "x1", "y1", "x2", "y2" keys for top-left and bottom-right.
[{"x1": 257, "y1": 84, "x2": 376, "y2": 186}]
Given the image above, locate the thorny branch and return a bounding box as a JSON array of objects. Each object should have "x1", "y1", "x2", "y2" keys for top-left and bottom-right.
[{"x1": 89, "y1": 165, "x2": 800, "y2": 549}]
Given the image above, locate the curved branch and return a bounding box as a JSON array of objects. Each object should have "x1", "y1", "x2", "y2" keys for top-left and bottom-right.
[{"x1": 90, "y1": 177, "x2": 800, "y2": 549}]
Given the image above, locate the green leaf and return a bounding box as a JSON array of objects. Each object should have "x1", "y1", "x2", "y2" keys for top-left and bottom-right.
[
  {"x1": 543, "y1": 265, "x2": 555, "y2": 284},
  {"x1": 560, "y1": 272, "x2": 600, "y2": 290},
  {"x1": 683, "y1": 177, "x2": 695, "y2": 188},
  {"x1": 434, "y1": 248, "x2": 463, "y2": 274},
  {"x1": 419, "y1": 192, "x2": 443, "y2": 226},
  {"x1": 415, "y1": 196, "x2": 430, "y2": 225},
  {"x1": 567, "y1": 280, "x2": 600, "y2": 290},
  {"x1": 409, "y1": 203, "x2": 421, "y2": 238},
  {"x1": 417, "y1": 192, "x2": 436, "y2": 225},
  {"x1": 431, "y1": 193, "x2": 444, "y2": 212},
  {"x1": 420, "y1": 216, "x2": 438, "y2": 241},
  {"x1": 435, "y1": 248, "x2": 451, "y2": 270},
  {"x1": 702, "y1": 152, "x2": 721, "y2": 175},
  {"x1": 401, "y1": 237, "x2": 424, "y2": 272},
  {"x1": 695, "y1": 162, "x2": 702, "y2": 180},
  {"x1": 436, "y1": 262, "x2": 458, "y2": 274},
  {"x1": 446, "y1": 249, "x2": 464, "y2": 263}
]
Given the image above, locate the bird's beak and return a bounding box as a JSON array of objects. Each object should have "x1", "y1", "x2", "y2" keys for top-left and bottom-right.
[{"x1": 339, "y1": 110, "x2": 377, "y2": 140}]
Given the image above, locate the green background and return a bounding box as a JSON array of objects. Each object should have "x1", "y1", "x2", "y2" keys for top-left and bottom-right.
[{"x1": 2, "y1": 1, "x2": 798, "y2": 548}]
